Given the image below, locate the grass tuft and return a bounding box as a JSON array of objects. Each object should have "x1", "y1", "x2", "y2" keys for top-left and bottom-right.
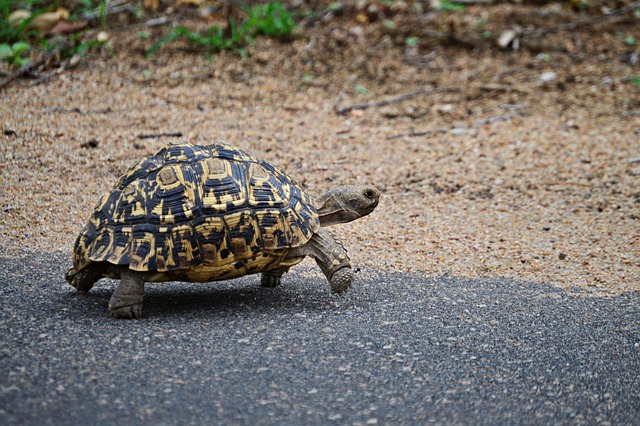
[{"x1": 145, "y1": 1, "x2": 296, "y2": 58}]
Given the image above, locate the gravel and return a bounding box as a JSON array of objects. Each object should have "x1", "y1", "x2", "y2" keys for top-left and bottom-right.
[{"x1": 1, "y1": 250, "x2": 639, "y2": 425}]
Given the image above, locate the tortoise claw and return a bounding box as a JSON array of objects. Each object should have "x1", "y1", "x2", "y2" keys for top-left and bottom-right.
[{"x1": 109, "y1": 304, "x2": 143, "y2": 320}]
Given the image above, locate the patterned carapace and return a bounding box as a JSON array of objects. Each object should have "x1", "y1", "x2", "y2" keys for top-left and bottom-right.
[{"x1": 70, "y1": 143, "x2": 319, "y2": 282}]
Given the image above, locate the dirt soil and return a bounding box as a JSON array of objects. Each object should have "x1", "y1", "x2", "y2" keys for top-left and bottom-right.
[{"x1": 1, "y1": 2, "x2": 639, "y2": 295}]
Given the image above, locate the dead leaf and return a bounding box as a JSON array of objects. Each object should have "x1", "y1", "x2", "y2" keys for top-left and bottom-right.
[
  {"x1": 144, "y1": 0, "x2": 159, "y2": 11},
  {"x1": 356, "y1": 13, "x2": 369, "y2": 24},
  {"x1": 27, "y1": 8, "x2": 70, "y2": 36},
  {"x1": 48, "y1": 20, "x2": 88, "y2": 36},
  {"x1": 9, "y1": 9, "x2": 31, "y2": 28},
  {"x1": 200, "y1": 7, "x2": 226, "y2": 25}
]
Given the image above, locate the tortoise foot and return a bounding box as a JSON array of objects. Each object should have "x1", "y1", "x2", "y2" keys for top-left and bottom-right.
[
  {"x1": 109, "y1": 303, "x2": 143, "y2": 320},
  {"x1": 330, "y1": 267, "x2": 352, "y2": 294}
]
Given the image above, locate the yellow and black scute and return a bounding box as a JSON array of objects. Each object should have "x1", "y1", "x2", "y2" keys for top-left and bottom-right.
[{"x1": 69, "y1": 143, "x2": 319, "y2": 282}]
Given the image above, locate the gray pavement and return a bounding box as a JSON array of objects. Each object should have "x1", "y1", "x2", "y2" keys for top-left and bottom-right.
[{"x1": 1, "y1": 251, "x2": 639, "y2": 425}]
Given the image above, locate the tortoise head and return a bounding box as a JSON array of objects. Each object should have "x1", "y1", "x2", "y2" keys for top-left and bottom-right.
[{"x1": 315, "y1": 185, "x2": 380, "y2": 227}]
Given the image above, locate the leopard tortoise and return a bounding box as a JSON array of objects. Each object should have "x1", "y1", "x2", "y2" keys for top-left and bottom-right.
[{"x1": 66, "y1": 142, "x2": 380, "y2": 319}]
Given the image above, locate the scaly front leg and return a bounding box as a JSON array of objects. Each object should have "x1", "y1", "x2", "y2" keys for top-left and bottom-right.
[{"x1": 287, "y1": 229, "x2": 352, "y2": 293}]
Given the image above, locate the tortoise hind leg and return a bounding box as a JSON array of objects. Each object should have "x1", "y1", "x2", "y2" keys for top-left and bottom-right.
[
  {"x1": 66, "y1": 264, "x2": 105, "y2": 293},
  {"x1": 288, "y1": 229, "x2": 352, "y2": 293},
  {"x1": 108, "y1": 269, "x2": 145, "y2": 319}
]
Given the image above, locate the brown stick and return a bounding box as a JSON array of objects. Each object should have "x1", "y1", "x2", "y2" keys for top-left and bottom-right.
[
  {"x1": 0, "y1": 46, "x2": 64, "y2": 90},
  {"x1": 388, "y1": 111, "x2": 524, "y2": 139},
  {"x1": 473, "y1": 113, "x2": 519, "y2": 126},
  {"x1": 386, "y1": 128, "x2": 449, "y2": 140},
  {"x1": 335, "y1": 87, "x2": 457, "y2": 115},
  {"x1": 423, "y1": 29, "x2": 481, "y2": 50},
  {"x1": 522, "y1": 0, "x2": 640, "y2": 39},
  {"x1": 137, "y1": 132, "x2": 183, "y2": 139}
]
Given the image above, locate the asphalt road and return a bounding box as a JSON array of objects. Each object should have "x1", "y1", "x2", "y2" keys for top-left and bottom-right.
[{"x1": 1, "y1": 250, "x2": 639, "y2": 425}]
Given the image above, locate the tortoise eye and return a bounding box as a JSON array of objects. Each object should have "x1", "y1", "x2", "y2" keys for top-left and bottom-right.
[{"x1": 363, "y1": 189, "x2": 375, "y2": 199}]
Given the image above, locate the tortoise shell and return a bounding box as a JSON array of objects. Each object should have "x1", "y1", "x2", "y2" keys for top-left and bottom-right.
[{"x1": 71, "y1": 143, "x2": 319, "y2": 281}]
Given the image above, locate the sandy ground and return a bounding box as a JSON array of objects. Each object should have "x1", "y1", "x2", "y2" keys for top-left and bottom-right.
[{"x1": 1, "y1": 3, "x2": 639, "y2": 295}]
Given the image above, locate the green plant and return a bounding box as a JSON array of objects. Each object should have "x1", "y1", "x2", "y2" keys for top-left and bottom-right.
[
  {"x1": 146, "y1": 1, "x2": 296, "y2": 58},
  {"x1": 0, "y1": 0, "x2": 41, "y2": 45},
  {"x1": 354, "y1": 84, "x2": 368, "y2": 94},
  {"x1": 39, "y1": 33, "x2": 110, "y2": 61},
  {"x1": 631, "y1": 76, "x2": 640, "y2": 87},
  {"x1": 98, "y1": 0, "x2": 107, "y2": 27},
  {"x1": 71, "y1": 37, "x2": 109, "y2": 57},
  {"x1": 72, "y1": 0, "x2": 95, "y2": 20},
  {"x1": 146, "y1": 25, "x2": 240, "y2": 58},
  {"x1": 0, "y1": 41, "x2": 30, "y2": 66},
  {"x1": 435, "y1": 0, "x2": 465, "y2": 11},
  {"x1": 244, "y1": 0, "x2": 295, "y2": 39},
  {"x1": 538, "y1": 53, "x2": 552, "y2": 62},
  {"x1": 405, "y1": 37, "x2": 419, "y2": 47}
]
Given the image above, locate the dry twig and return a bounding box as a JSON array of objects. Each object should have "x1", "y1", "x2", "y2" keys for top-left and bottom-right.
[
  {"x1": 521, "y1": 0, "x2": 640, "y2": 39},
  {"x1": 81, "y1": 0, "x2": 132, "y2": 19},
  {"x1": 140, "y1": 17, "x2": 169, "y2": 27},
  {"x1": 423, "y1": 29, "x2": 481, "y2": 50},
  {"x1": 404, "y1": 51, "x2": 437, "y2": 68},
  {"x1": 473, "y1": 113, "x2": 520, "y2": 126},
  {"x1": 386, "y1": 128, "x2": 449, "y2": 140},
  {"x1": 0, "y1": 46, "x2": 65, "y2": 90},
  {"x1": 480, "y1": 83, "x2": 532, "y2": 94},
  {"x1": 335, "y1": 87, "x2": 457, "y2": 115},
  {"x1": 137, "y1": 132, "x2": 183, "y2": 139}
]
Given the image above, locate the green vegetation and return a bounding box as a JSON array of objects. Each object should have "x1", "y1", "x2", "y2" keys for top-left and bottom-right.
[
  {"x1": 436, "y1": 0, "x2": 466, "y2": 12},
  {"x1": 0, "y1": 41, "x2": 30, "y2": 66},
  {"x1": 1, "y1": 0, "x2": 110, "y2": 68},
  {"x1": 63, "y1": 34, "x2": 110, "y2": 57},
  {"x1": 405, "y1": 37, "x2": 420, "y2": 47},
  {"x1": 1, "y1": 0, "x2": 37, "y2": 45},
  {"x1": 354, "y1": 84, "x2": 368, "y2": 94},
  {"x1": 616, "y1": 31, "x2": 637, "y2": 46},
  {"x1": 0, "y1": 0, "x2": 40, "y2": 67},
  {"x1": 244, "y1": 0, "x2": 295, "y2": 38},
  {"x1": 146, "y1": 1, "x2": 296, "y2": 58},
  {"x1": 538, "y1": 53, "x2": 552, "y2": 62},
  {"x1": 145, "y1": 25, "x2": 241, "y2": 58}
]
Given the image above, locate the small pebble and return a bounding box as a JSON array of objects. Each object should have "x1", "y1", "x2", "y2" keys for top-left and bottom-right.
[{"x1": 539, "y1": 72, "x2": 557, "y2": 83}]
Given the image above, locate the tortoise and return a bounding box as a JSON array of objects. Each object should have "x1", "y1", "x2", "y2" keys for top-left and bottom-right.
[{"x1": 66, "y1": 142, "x2": 380, "y2": 319}]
